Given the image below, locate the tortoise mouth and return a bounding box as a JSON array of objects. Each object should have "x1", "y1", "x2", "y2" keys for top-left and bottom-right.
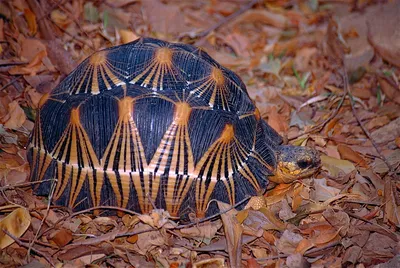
[{"x1": 269, "y1": 145, "x2": 321, "y2": 184}]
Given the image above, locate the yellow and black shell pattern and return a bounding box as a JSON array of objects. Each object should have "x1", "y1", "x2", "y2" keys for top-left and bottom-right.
[{"x1": 28, "y1": 38, "x2": 283, "y2": 218}]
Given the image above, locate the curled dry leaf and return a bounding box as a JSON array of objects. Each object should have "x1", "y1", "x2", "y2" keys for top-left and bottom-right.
[
  {"x1": 8, "y1": 50, "x2": 47, "y2": 76},
  {"x1": 132, "y1": 223, "x2": 166, "y2": 255},
  {"x1": 342, "y1": 245, "x2": 362, "y2": 265},
  {"x1": 2, "y1": 101, "x2": 26, "y2": 130},
  {"x1": 371, "y1": 117, "x2": 400, "y2": 145},
  {"x1": 321, "y1": 155, "x2": 356, "y2": 177},
  {"x1": 217, "y1": 201, "x2": 242, "y2": 268},
  {"x1": 312, "y1": 178, "x2": 341, "y2": 202},
  {"x1": 372, "y1": 150, "x2": 400, "y2": 174},
  {"x1": 275, "y1": 230, "x2": 303, "y2": 254},
  {"x1": 323, "y1": 209, "x2": 350, "y2": 237},
  {"x1": 0, "y1": 207, "x2": 31, "y2": 249},
  {"x1": 383, "y1": 177, "x2": 400, "y2": 225},
  {"x1": 367, "y1": 2, "x2": 400, "y2": 68},
  {"x1": 377, "y1": 76, "x2": 400, "y2": 105},
  {"x1": 141, "y1": 0, "x2": 189, "y2": 36},
  {"x1": 192, "y1": 257, "x2": 226, "y2": 268},
  {"x1": 295, "y1": 238, "x2": 314, "y2": 255},
  {"x1": 230, "y1": 9, "x2": 288, "y2": 29},
  {"x1": 48, "y1": 228, "x2": 73, "y2": 247},
  {"x1": 119, "y1": 29, "x2": 139, "y2": 44},
  {"x1": 137, "y1": 209, "x2": 176, "y2": 229},
  {"x1": 23, "y1": 9, "x2": 37, "y2": 36},
  {"x1": 286, "y1": 253, "x2": 310, "y2": 268},
  {"x1": 337, "y1": 144, "x2": 368, "y2": 167},
  {"x1": 179, "y1": 221, "x2": 222, "y2": 244},
  {"x1": 339, "y1": 12, "x2": 374, "y2": 72}
]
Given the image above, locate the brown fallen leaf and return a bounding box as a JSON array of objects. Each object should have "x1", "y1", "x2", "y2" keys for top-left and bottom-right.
[
  {"x1": 342, "y1": 245, "x2": 362, "y2": 265},
  {"x1": 58, "y1": 244, "x2": 114, "y2": 261},
  {"x1": 377, "y1": 76, "x2": 400, "y2": 105},
  {"x1": 230, "y1": 9, "x2": 288, "y2": 29},
  {"x1": 179, "y1": 220, "x2": 222, "y2": 244},
  {"x1": 321, "y1": 155, "x2": 356, "y2": 177},
  {"x1": 9, "y1": 50, "x2": 47, "y2": 76},
  {"x1": 275, "y1": 230, "x2": 303, "y2": 254},
  {"x1": 48, "y1": 229, "x2": 73, "y2": 247},
  {"x1": 0, "y1": 207, "x2": 31, "y2": 249},
  {"x1": 367, "y1": 2, "x2": 400, "y2": 68},
  {"x1": 24, "y1": 8, "x2": 37, "y2": 36},
  {"x1": 295, "y1": 238, "x2": 314, "y2": 255},
  {"x1": 372, "y1": 150, "x2": 400, "y2": 174},
  {"x1": 217, "y1": 201, "x2": 242, "y2": 268},
  {"x1": 323, "y1": 209, "x2": 350, "y2": 237},
  {"x1": 337, "y1": 144, "x2": 368, "y2": 167},
  {"x1": 383, "y1": 177, "x2": 400, "y2": 225},
  {"x1": 246, "y1": 258, "x2": 261, "y2": 268},
  {"x1": 141, "y1": 0, "x2": 190, "y2": 36},
  {"x1": 312, "y1": 178, "x2": 340, "y2": 202},
  {"x1": 119, "y1": 29, "x2": 139, "y2": 44},
  {"x1": 2, "y1": 101, "x2": 26, "y2": 130},
  {"x1": 339, "y1": 12, "x2": 374, "y2": 72},
  {"x1": 193, "y1": 258, "x2": 226, "y2": 268}
]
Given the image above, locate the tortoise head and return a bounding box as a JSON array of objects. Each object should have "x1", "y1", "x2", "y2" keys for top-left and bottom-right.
[{"x1": 271, "y1": 145, "x2": 321, "y2": 184}]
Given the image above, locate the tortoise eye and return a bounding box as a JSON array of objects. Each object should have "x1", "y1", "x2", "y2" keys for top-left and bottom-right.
[{"x1": 297, "y1": 159, "x2": 312, "y2": 169}]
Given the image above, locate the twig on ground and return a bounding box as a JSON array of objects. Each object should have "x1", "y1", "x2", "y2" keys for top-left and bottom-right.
[
  {"x1": 40, "y1": 205, "x2": 141, "y2": 238},
  {"x1": 174, "y1": 196, "x2": 250, "y2": 230},
  {"x1": 347, "y1": 211, "x2": 399, "y2": 242},
  {"x1": 0, "y1": 179, "x2": 54, "y2": 191},
  {"x1": 289, "y1": 93, "x2": 346, "y2": 141},
  {"x1": 26, "y1": 181, "x2": 56, "y2": 263},
  {"x1": 0, "y1": 76, "x2": 21, "y2": 91},
  {"x1": 2, "y1": 229, "x2": 56, "y2": 267},
  {"x1": 342, "y1": 69, "x2": 398, "y2": 180},
  {"x1": 253, "y1": 241, "x2": 340, "y2": 263},
  {"x1": 194, "y1": 0, "x2": 259, "y2": 46}
]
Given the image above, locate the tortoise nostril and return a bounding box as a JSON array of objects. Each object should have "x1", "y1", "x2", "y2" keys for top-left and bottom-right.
[{"x1": 297, "y1": 159, "x2": 311, "y2": 169}]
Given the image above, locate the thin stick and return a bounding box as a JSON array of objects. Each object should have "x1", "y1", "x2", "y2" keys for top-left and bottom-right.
[
  {"x1": 27, "y1": 180, "x2": 56, "y2": 263},
  {"x1": 342, "y1": 69, "x2": 398, "y2": 180},
  {"x1": 289, "y1": 93, "x2": 346, "y2": 141},
  {"x1": 347, "y1": 211, "x2": 399, "y2": 242},
  {"x1": 39, "y1": 205, "x2": 141, "y2": 238},
  {"x1": 194, "y1": 0, "x2": 259, "y2": 46},
  {"x1": 0, "y1": 76, "x2": 21, "y2": 91},
  {"x1": 2, "y1": 229, "x2": 55, "y2": 267},
  {"x1": 174, "y1": 196, "x2": 251, "y2": 230},
  {"x1": 254, "y1": 241, "x2": 340, "y2": 262}
]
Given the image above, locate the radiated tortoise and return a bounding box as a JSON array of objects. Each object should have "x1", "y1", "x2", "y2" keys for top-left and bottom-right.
[{"x1": 28, "y1": 38, "x2": 320, "y2": 218}]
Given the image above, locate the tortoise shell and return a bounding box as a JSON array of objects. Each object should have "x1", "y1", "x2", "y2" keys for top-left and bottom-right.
[{"x1": 28, "y1": 38, "x2": 285, "y2": 218}]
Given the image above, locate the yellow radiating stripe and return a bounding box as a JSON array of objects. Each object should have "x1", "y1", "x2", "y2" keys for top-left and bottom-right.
[
  {"x1": 92, "y1": 65, "x2": 100, "y2": 94},
  {"x1": 51, "y1": 107, "x2": 101, "y2": 206},
  {"x1": 196, "y1": 179, "x2": 216, "y2": 217},
  {"x1": 68, "y1": 167, "x2": 88, "y2": 208},
  {"x1": 238, "y1": 164, "x2": 260, "y2": 191},
  {"x1": 99, "y1": 65, "x2": 111, "y2": 90},
  {"x1": 122, "y1": 123, "x2": 130, "y2": 170},
  {"x1": 87, "y1": 170, "x2": 103, "y2": 207},
  {"x1": 106, "y1": 171, "x2": 131, "y2": 208},
  {"x1": 165, "y1": 175, "x2": 193, "y2": 216},
  {"x1": 103, "y1": 121, "x2": 121, "y2": 170},
  {"x1": 103, "y1": 63, "x2": 124, "y2": 87},
  {"x1": 36, "y1": 151, "x2": 52, "y2": 183},
  {"x1": 54, "y1": 161, "x2": 70, "y2": 200},
  {"x1": 76, "y1": 65, "x2": 92, "y2": 94},
  {"x1": 132, "y1": 172, "x2": 159, "y2": 213}
]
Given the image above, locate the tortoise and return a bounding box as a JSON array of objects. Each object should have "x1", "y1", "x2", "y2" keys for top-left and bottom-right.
[{"x1": 28, "y1": 38, "x2": 320, "y2": 218}]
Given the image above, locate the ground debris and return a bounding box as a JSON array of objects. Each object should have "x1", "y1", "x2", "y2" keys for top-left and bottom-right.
[{"x1": 0, "y1": 0, "x2": 399, "y2": 267}]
